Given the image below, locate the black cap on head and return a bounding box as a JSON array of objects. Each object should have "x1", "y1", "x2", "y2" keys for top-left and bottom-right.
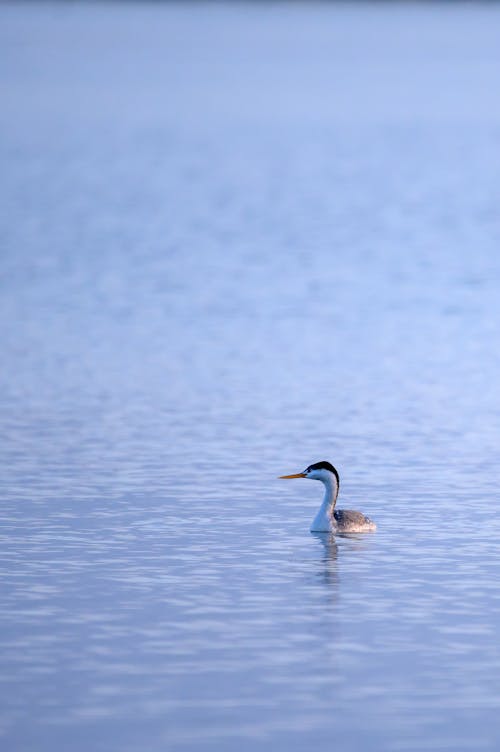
[{"x1": 306, "y1": 461, "x2": 340, "y2": 485}]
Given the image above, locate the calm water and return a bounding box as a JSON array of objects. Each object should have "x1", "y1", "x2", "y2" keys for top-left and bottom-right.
[{"x1": 2, "y1": 2, "x2": 500, "y2": 750}]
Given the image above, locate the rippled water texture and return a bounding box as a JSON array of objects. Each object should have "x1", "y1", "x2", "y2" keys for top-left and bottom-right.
[{"x1": 2, "y1": 2, "x2": 500, "y2": 750}]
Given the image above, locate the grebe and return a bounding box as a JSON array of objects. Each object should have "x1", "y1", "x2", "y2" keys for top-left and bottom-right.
[{"x1": 279, "y1": 460, "x2": 376, "y2": 533}]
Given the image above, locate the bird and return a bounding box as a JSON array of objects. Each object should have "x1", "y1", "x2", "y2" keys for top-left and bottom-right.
[{"x1": 279, "y1": 460, "x2": 376, "y2": 533}]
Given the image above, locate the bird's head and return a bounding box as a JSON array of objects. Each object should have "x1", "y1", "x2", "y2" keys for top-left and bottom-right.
[{"x1": 279, "y1": 460, "x2": 339, "y2": 485}]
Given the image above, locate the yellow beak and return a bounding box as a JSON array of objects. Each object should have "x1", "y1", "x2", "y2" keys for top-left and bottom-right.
[{"x1": 278, "y1": 472, "x2": 306, "y2": 479}]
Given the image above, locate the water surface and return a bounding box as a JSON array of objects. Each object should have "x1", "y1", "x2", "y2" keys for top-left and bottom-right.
[{"x1": 2, "y1": 2, "x2": 500, "y2": 750}]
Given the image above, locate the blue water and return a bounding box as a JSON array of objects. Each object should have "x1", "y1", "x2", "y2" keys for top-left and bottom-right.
[{"x1": 2, "y1": 2, "x2": 500, "y2": 750}]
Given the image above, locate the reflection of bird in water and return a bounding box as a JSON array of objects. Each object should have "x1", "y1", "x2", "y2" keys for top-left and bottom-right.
[
  {"x1": 279, "y1": 461, "x2": 376, "y2": 533},
  {"x1": 310, "y1": 531, "x2": 339, "y2": 587}
]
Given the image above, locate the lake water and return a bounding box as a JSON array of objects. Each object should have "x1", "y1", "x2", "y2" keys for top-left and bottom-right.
[{"x1": 2, "y1": 2, "x2": 500, "y2": 750}]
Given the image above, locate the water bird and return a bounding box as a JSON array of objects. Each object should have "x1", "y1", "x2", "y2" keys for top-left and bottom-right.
[{"x1": 279, "y1": 461, "x2": 376, "y2": 533}]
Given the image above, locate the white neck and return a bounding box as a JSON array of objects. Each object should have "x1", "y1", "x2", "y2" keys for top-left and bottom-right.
[{"x1": 310, "y1": 475, "x2": 339, "y2": 533}]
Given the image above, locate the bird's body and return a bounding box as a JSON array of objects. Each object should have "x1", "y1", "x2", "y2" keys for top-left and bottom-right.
[
  {"x1": 279, "y1": 460, "x2": 376, "y2": 534},
  {"x1": 333, "y1": 509, "x2": 376, "y2": 533}
]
